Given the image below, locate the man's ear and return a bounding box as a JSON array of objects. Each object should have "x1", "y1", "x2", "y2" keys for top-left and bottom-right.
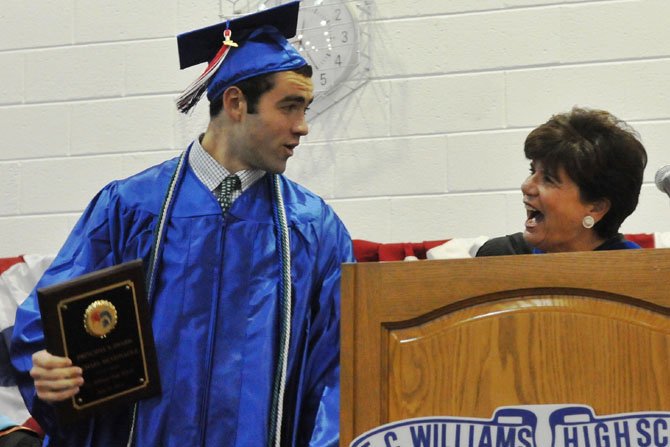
[
  {"x1": 590, "y1": 198, "x2": 611, "y2": 222},
  {"x1": 222, "y1": 86, "x2": 246, "y2": 121}
]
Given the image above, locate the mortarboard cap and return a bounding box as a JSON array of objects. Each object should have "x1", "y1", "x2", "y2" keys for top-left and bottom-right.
[{"x1": 176, "y1": 1, "x2": 307, "y2": 113}]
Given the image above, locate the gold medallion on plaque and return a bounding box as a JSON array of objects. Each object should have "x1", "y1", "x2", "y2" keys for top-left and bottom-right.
[{"x1": 83, "y1": 300, "x2": 118, "y2": 338}]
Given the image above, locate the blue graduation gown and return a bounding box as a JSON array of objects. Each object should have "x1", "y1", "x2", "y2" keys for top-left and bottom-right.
[{"x1": 10, "y1": 155, "x2": 354, "y2": 446}]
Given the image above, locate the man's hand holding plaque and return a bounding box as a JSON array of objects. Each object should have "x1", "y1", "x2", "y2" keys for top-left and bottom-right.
[
  {"x1": 36, "y1": 259, "x2": 160, "y2": 424},
  {"x1": 31, "y1": 350, "x2": 84, "y2": 402}
]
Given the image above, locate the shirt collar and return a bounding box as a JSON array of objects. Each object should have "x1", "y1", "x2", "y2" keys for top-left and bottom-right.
[{"x1": 188, "y1": 136, "x2": 265, "y2": 192}]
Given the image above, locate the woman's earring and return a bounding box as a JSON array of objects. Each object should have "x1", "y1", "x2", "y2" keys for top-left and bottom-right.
[{"x1": 582, "y1": 215, "x2": 595, "y2": 229}]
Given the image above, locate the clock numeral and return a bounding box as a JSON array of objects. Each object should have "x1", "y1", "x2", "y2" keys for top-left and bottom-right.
[{"x1": 288, "y1": 0, "x2": 369, "y2": 114}]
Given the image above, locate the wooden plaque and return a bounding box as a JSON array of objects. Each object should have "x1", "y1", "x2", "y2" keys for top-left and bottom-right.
[{"x1": 37, "y1": 259, "x2": 160, "y2": 424}]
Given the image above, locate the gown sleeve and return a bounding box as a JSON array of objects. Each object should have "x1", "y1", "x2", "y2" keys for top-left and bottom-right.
[
  {"x1": 301, "y1": 207, "x2": 354, "y2": 447},
  {"x1": 9, "y1": 182, "x2": 127, "y2": 436}
]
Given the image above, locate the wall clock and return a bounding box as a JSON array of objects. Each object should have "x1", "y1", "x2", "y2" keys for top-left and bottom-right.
[{"x1": 227, "y1": 0, "x2": 373, "y2": 118}]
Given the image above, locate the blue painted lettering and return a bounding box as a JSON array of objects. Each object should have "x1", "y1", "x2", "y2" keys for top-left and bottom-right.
[
  {"x1": 636, "y1": 419, "x2": 652, "y2": 447},
  {"x1": 410, "y1": 425, "x2": 431, "y2": 447},
  {"x1": 563, "y1": 427, "x2": 579, "y2": 447},
  {"x1": 495, "y1": 427, "x2": 515, "y2": 447},
  {"x1": 384, "y1": 430, "x2": 398, "y2": 447},
  {"x1": 595, "y1": 422, "x2": 610, "y2": 447},
  {"x1": 432, "y1": 424, "x2": 441, "y2": 447},
  {"x1": 582, "y1": 425, "x2": 591, "y2": 447},
  {"x1": 478, "y1": 426, "x2": 492, "y2": 447},
  {"x1": 654, "y1": 419, "x2": 668, "y2": 447},
  {"x1": 517, "y1": 428, "x2": 532, "y2": 447},
  {"x1": 613, "y1": 421, "x2": 630, "y2": 447}
]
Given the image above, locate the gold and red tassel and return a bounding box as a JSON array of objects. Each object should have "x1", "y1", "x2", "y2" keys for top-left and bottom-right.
[{"x1": 176, "y1": 28, "x2": 238, "y2": 114}]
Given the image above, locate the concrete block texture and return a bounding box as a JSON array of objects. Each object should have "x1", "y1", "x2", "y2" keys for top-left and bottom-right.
[
  {"x1": 447, "y1": 129, "x2": 529, "y2": 192},
  {"x1": 334, "y1": 135, "x2": 449, "y2": 197},
  {"x1": 74, "y1": 0, "x2": 178, "y2": 43},
  {"x1": 0, "y1": 105, "x2": 70, "y2": 160},
  {"x1": 390, "y1": 73, "x2": 506, "y2": 135},
  {"x1": 506, "y1": 60, "x2": 670, "y2": 127},
  {"x1": 0, "y1": 53, "x2": 25, "y2": 105},
  {"x1": 70, "y1": 97, "x2": 177, "y2": 154},
  {"x1": 373, "y1": 8, "x2": 560, "y2": 78},
  {"x1": 0, "y1": 0, "x2": 74, "y2": 51},
  {"x1": 0, "y1": 163, "x2": 20, "y2": 216},
  {"x1": 560, "y1": 0, "x2": 670, "y2": 63},
  {"x1": 0, "y1": 215, "x2": 79, "y2": 256},
  {"x1": 2, "y1": 0, "x2": 670, "y2": 256},
  {"x1": 25, "y1": 45, "x2": 126, "y2": 102},
  {"x1": 19, "y1": 156, "x2": 126, "y2": 214}
]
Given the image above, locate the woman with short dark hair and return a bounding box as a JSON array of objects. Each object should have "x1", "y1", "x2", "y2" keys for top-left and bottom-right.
[{"x1": 478, "y1": 107, "x2": 647, "y2": 255}]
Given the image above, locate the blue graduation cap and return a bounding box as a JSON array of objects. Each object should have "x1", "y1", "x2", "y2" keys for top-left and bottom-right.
[{"x1": 176, "y1": 1, "x2": 307, "y2": 113}]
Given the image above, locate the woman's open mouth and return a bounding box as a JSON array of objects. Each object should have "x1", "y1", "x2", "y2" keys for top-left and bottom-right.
[{"x1": 525, "y1": 203, "x2": 544, "y2": 228}]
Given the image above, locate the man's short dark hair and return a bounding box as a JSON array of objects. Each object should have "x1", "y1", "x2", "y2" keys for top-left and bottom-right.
[
  {"x1": 524, "y1": 107, "x2": 648, "y2": 239},
  {"x1": 209, "y1": 64, "x2": 313, "y2": 118}
]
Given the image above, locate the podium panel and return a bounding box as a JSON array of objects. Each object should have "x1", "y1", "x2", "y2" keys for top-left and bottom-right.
[{"x1": 341, "y1": 249, "x2": 670, "y2": 446}]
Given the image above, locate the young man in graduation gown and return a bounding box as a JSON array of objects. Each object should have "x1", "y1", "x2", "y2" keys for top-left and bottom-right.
[{"x1": 10, "y1": 2, "x2": 354, "y2": 445}]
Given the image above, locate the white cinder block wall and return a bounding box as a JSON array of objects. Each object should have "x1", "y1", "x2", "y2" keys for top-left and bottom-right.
[{"x1": 1, "y1": 0, "x2": 670, "y2": 257}]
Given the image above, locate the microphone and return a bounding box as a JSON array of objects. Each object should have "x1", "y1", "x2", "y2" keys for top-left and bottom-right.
[{"x1": 656, "y1": 165, "x2": 670, "y2": 197}]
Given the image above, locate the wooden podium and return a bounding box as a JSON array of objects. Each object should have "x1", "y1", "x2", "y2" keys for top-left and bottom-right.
[{"x1": 340, "y1": 249, "x2": 670, "y2": 445}]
